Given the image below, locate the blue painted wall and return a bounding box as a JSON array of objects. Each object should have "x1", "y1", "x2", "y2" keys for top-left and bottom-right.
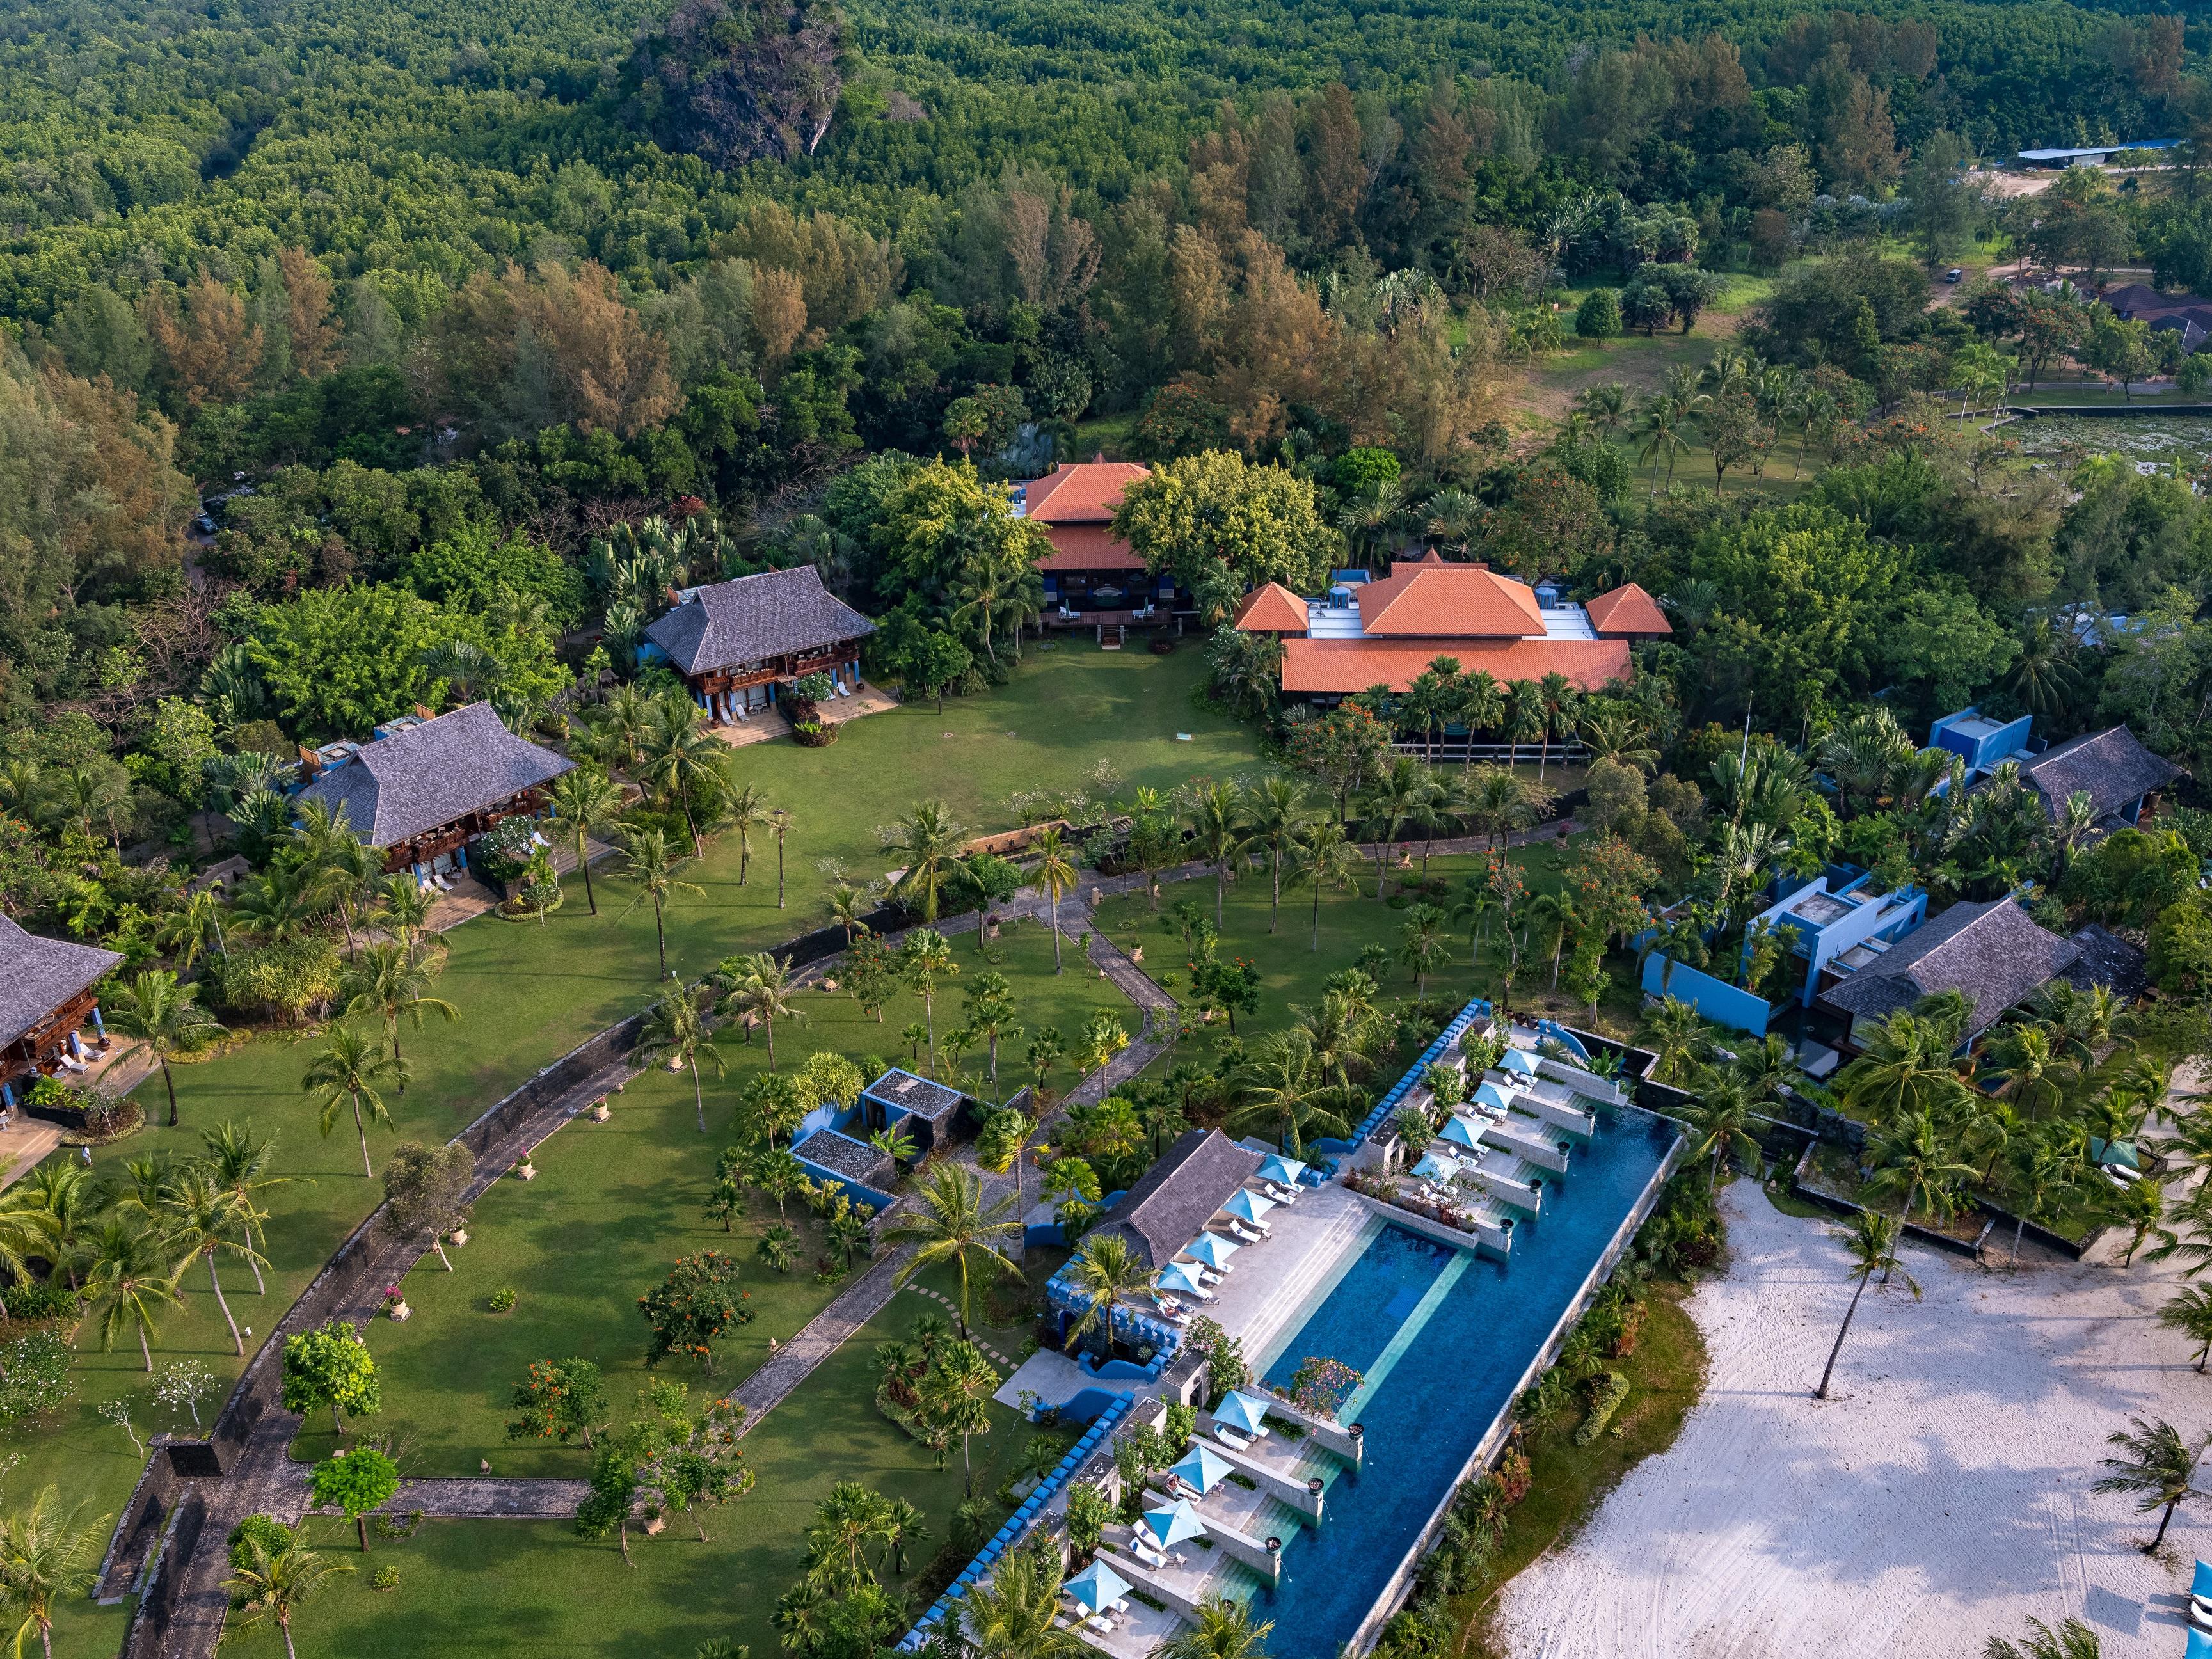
[{"x1": 1640, "y1": 955, "x2": 1772, "y2": 1035}]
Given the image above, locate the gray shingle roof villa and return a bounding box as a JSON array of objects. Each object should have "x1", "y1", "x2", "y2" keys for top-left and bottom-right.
[
  {"x1": 294, "y1": 702, "x2": 571, "y2": 865},
  {"x1": 645, "y1": 566, "x2": 876, "y2": 678},
  {"x1": 1821, "y1": 897, "x2": 2080, "y2": 1041},
  {"x1": 2020, "y1": 726, "x2": 2183, "y2": 825},
  {"x1": 1087, "y1": 1128, "x2": 1264, "y2": 1269},
  {"x1": 0, "y1": 916, "x2": 122, "y2": 1099}
]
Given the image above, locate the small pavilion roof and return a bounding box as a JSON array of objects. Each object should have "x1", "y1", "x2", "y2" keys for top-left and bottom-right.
[
  {"x1": 1584, "y1": 582, "x2": 1673, "y2": 637},
  {"x1": 1230, "y1": 583, "x2": 1309, "y2": 634}
]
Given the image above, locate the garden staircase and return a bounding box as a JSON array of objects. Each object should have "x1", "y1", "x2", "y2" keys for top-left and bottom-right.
[{"x1": 1098, "y1": 623, "x2": 1125, "y2": 649}]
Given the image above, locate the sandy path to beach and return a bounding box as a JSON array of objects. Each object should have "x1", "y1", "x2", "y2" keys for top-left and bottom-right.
[{"x1": 1495, "y1": 1183, "x2": 2212, "y2": 1659}]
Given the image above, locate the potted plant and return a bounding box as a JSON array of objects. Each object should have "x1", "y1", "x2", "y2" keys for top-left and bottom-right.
[
  {"x1": 590, "y1": 1097, "x2": 611, "y2": 1122},
  {"x1": 514, "y1": 1155, "x2": 537, "y2": 1181},
  {"x1": 383, "y1": 1284, "x2": 410, "y2": 1322},
  {"x1": 447, "y1": 1224, "x2": 469, "y2": 1248}
]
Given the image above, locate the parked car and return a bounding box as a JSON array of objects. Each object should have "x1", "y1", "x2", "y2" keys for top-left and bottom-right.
[{"x1": 1943, "y1": 267, "x2": 1965, "y2": 283}]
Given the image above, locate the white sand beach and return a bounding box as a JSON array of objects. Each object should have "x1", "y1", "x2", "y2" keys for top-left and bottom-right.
[{"x1": 1497, "y1": 1182, "x2": 2212, "y2": 1659}]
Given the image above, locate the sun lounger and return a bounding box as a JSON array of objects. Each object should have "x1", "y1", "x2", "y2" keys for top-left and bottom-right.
[
  {"x1": 1214, "y1": 1424, "x2": 1252, "y2": 1451},
  {"x1": 2192, "y1": 1594, "x2": 2212, "y2": 1629},
  {"x1": 1224, "y1": 1221, "x2": 1263, "y2": 1244},
  {"x1": 1261, "y1": 1182, "x2": 1300, "y2": 1203}
]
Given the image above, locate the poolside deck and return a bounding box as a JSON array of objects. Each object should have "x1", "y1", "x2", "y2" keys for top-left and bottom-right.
[{"x1": 1188, "y1": 1180, "x2": 1374, "y2": 1376}]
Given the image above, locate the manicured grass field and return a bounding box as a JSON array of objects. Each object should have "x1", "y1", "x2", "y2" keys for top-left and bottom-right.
[
  {"x1": 287, "y1": 1269, "x2": 1052, "y2": 1659},
  {"x1": 17, "y1": 649, "x2": 1254, "y2": 1656},
  {"x1": 292, "y1": 918, "x2": 1135, "y2": 1479}
]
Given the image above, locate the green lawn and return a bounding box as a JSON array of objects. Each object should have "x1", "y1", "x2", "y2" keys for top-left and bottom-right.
[
  {"x1": 290, "y1": 917, "x2": 1137, "y2": 1480},
  {"x1": 15, "y1": 648, "x2": 1257, "y2": 1657},
  {"x1": 288, "y1": 1273, "x2": 1052, "y2": 1659}
]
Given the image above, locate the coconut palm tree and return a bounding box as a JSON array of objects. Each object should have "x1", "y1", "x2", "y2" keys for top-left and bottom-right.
[
  {"x1": 1183, "y1": 780, "x2": 1250, "y2": 928},
  {"x1": 104, "y1": 970, "x2": 220, "y2": 1128},
  {"x1": 546, "y1": 768, "x2": 627, "y2": 916},
  {"x1": 367, "y1": 875, "x2": 435, "y2": 965},
  {"x1": 923, "y1": 1339, "x2": 999, "y2": 1495},
  {"x1": 300, "y1": 1025, "x2": 406, "y2": 1178},
  {"x1": 1289, "y1": 818, "x2": 1360, "y2": 952},
  {"x1": 640, "y1": 697, "x2": 727, "y2": 859},
  {"x1": 200, "y1": 1120, "x2": 295, "y2": 1296},
  {"x1": 882, "y1": 800, "x2": 968, "y2": 923},
  {"x1": 159, "y1": 1168, "x2": 264, "y2": 1356},
  {"x1": 720, "y1": 952, "x2": 808, "y2": 1072},
  {"x1": 155, "y1": 887, "x2": 231, "y2": 969},
  {"x1": 1815, "y1": 1209, "x2": 1916, "y2": 1399},
  {"x1": 975, "y1": 1110, "x2": 1040, "y2": 1253},
  {"x1": 824, "y1": 880, "x2": 876, "y2": 948},
  {"x1": 341, "y1": 942, "x2": 457, "y2": 1095},
  {"x1": 22, "y1": 1163, "x2": 95, "y2": 1294},
  {"x1": 2007, "y1": 621, "x2": 2081, "y2": 718},
  {"x1": 1984, "y1": 1618, "x2": 2101, "y2": 1659},
  {"x1": 716, "y1": 781, "x2": 771, "y2": 889},
  {"x1": 1243, "y1": 775, "x2": 1318, "y2": 932},
  {"x1": 84, "y1": 1219, "x2": 182, "y2": 1372},
  {"x1": 1986, "y1": 1022, "x2": 2071, "y2": 1118},
  {"x1": 900, "y1": 929, "x2": 959, "y2": 1074},
  {"x1": 2094, "y1": 1417, "x2": 2204, "y2": 1552},
  {"x1": 959, "y1": 1539, "x2": 1086, "y2": 1659},
  {"x1": 1864, "y1": 1111, "x2": 1977, "y2": 1238},
  {"x1": 767, "y1": 806, "x2": 797, "y2": 909},
  {"x1": 1059, "y1": 1230, "x2": 1158, "y2": 1360},
  {"x1": 223, "y1": 1532, "x2": 354, "y2": 1659},
  {"x1": 229, "y1": 864, "x2": 324, "y2": 948},
  {"x1": 1031, "y1": 827, "x2": 1079, "y2": 972},
  {"x1": 883, "y1": 1165, "x2": 1021, "y2": 1338},
  {"x1": 637, "y1": 988, "x2": 726, "y2": 1132},
  {"x1": 617, "y1": 827, "x2": 704, "y2": 980},
  {"x1": 1838, "y1": 1012, "x2": 1972, "y2": 1121},
  {"x1": 1154, "y1": 1597, "x2": 1276, "y2": 1659},
  {"x1": 2158, "y1": 1285, "x2": 2212, "y2": 1372},
  {"x1": 1635, "y1": 997, "x2": 1710, "y2": 1086},
  {"x1": 417, "y1": 638, "x2": 505, "y2": 707},
  {"x1": 1357, "y1": 757, "x2": 1430, "y2": 899},
  {"x1": 1460, "y1": 765, "x2": 1536, "y2": 849},
  {"x1": 1532, "y1": 672, "x2": 1578, "y2": 784},
  {"x1": 1682, "y1": 1076, "x2": 1762, "y2": 1190},
  {"x1": 0, "y1": 1486, "x2": 111, "y2": 1659},
  {"x1": 1228, "y1": 1031, "x2": 1353, "y2": 1156}
]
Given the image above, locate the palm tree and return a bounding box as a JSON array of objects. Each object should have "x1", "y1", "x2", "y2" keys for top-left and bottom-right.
[
  {"x1": 824, "y1": 880, "x2": 875, "y2": 948},
  {"x1": 723, "y1": 782, "x2": 772, "y2": 887},
  {"x1": 104, "y1": 970, "x2": 219, "y2": 1128},
  {"x1": 155, "y1": 887, "x2": 230, "y2": 969},
  {"x1": 23, "y1": 1163, "x2": 95, "y2": 1295},
  {"x1": 1532, "y1": 671, "x2": 1577, "y2": 784},
  {"x1": 1635, "y1": 997, "x2": 1710, "y2": 1086},
  {"x1": 1682, "y1": 1077, "x2": 1762, "y2": 1190},
  {"x1": 546, "y1": 768, "x2": 626, "y2": 916},
  {"x1": 224, "y1": 1532, "x2": 354, "y2": 1659},
  {"x1": 1243, "y1": 775, "x2": 1317, "y2": 932},
  {"x1": 1815, "y1": 1209, "x2": 1916, "y2": 1399},
  {"x1": 1153, "y1": 1598, "x2": 1275, "y2": 1659},
  {"x1": 1864, "y1": 1111, "x2": 1977, "y2": 1238},
  {"x1": 0, "y1": 1486, "x2": 110, "y2": 1659},
  {"x1": 1184, "y1": 781, "x2": 1250, "y2": 928},
  {"x1": 84, "y1": 1219, "x2": 182, "y2": 1371},
  {"x1": 159, "y1": 1168, "x2": 264, "y2": 1357},
  {"x1": 1289, "y1": 818, "x2": 1360, "y2": 952},
  {"x1": 958, "y1": 1539, "x2": 1086, "y2": 1659},
  {"x1": 1986, "y1": 1023, "x2": 2069, "y2": 1118},
  {"x1": 417, "y1": 638, "x2": 505, "y2": 707},
  {"x1": 641, "y1": 697, "x2": 727, "y2": 858},
  {"x1": 720, "y1": 953, "x2": 808, "y2": 1071},
  {"x1": 2094, "y1": 1417, "x2": 2203, "y2": 1552},
  {"x1": 975, "y1": 1110, "x2": 1040, "y2": 1253},
  {"x1": 368, "y1": 875, "x2": 435, "y2": 964},
  {"x1": 1634, "y1": 397, "x2": 1687, "y2": 490},
  {"x1": 1522, "y1": 890, "x2": 1578, "y2": 990},
  {"x1": 200, "y1": 1120, "x2": 295, "y2": 1296},
  {"x1": 768, "y1": 807, "x2": 796, "y2": 909},
  {"x1": 618, "y1": 827, "x2": 704, "y2": 980},
  {"x1": 1031, "y1": 827, "x2": 1079, "y2": 972},
  {"x1": 1838, "y1": 1013, "x2": 1971, "y2": 1121},
  {"x1": 1358, "y1": 757, "x2": 1430, "y2": 899},
  {"x1": 2158, "y1": 1285, "x2": 2212, "y2": 1372},
  {"x1": 923, "y1": 1340, "x2": 999, "y2": 1495},
  {"x1": 882, "y1": 800, "x2": 968, "y2": 923},
  {"x1": 1984, "y1": 1618, "x2": 2101, "y2": 1659},
  {"x1": 342, "y1": 942, "x2": 457, "y2": 1094},
  {"x1": 883, "y1": 1165, "x2": 1021, "y2": 1338},
  {"x1": 1229, "y1": 1031, "x2": 1353, "y2": 1156},
  {"x1": 1423, "y1": 486, "x2": 1480, "y2": 557},
  {"x1": 1460, "y1": 765, "x2": 1536, "y2": 849},
  {"x1": 2007, "y1": 621, "x2": 2081, "y2": 718},
  {"x1": 637, "y1": 988, "x2": 726, "y2": 1132},
  {"x1": 230, "y1": 864, "x2": 324, "y2": 948},
  {"x1": 901, "y1": 928, "x2": 959, "y2": 1074},
  {"x1": 301, "y1": 1025, "x2": 406, "y2": 1178},
  {"x1": 1059, "y1": 1231, "x2": 1158, "y2": 1360}
]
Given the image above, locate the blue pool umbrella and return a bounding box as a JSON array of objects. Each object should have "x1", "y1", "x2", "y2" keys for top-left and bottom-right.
[
  {"x1": 1215, "y1": 1390, "x2": 1272, "y2": 1436},
  {"x1": 1500, "y1": 1047, "x2": 1540, "y2": 1076},
  {"x1": 1223, "y1": 1187, "x2": 1276, "y2": 1224},
  {"x1": 1066, "y1": 1559, "x2": 1131, "y2": 1613},
  {"x1": 1170, "y1": 1443, "x2": 1234, "y2": 1494},
  {"x1": 1439, "y1": 1115, "x2": 1483, "y2": 1150},
  {"x1": 1475, "y1": 1080, "x2": 1515, "y2": 1111},
  {"x1": 2189, "y1": 1628, "x2": 2212, "y2": 1659},
  {"x1": 1140, "y1": 1498, "x2": 1209, "y2": 1548},
  {"x1": 2195, "y1": 1559, "x2": 2212, "y2": 1599},
  {"x1": 1159, "y1": 1261, "x2": 1209, "y2": 1295},
  {"x1": 1258, "y1": 1154, "x2": 1307, "y2": 1185},
  {"x1": 1186, "y1": 1232, "x2": 1239, "y2": 1268},
  {"x1": 1412, "y1": 1152, "x2": 1460, "y2": 1181}
]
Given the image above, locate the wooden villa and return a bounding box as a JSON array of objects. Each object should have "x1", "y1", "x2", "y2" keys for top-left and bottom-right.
[
  {"x1": 294, "y1": 701, "x2": 573, "y2": 884},
  {"x1": 0, "y1": 917, "x2": 120, "y2": 1109},
  {"x1": 1015, "y1": 461, "x2": 1182, "y2": 640},
  {"x1": 641, "y1": 566, "x2": 877, "y2": 726}
]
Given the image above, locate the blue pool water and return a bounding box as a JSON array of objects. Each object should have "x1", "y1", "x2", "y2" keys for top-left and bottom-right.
[{"x1": 1249, "y1": 1103, "x2": 1678, "y2": 1656}]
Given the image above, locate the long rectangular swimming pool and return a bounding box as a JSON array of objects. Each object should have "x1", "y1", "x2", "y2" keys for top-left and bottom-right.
[{"x1": 1246, "y1": 1102, "x2": 1678, "y2": 1656}]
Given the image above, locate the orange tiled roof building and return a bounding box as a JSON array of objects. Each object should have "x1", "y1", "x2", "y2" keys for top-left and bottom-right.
[{"x1": 1014, "y1": 460, "x2": 1184, "y2": 627}]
